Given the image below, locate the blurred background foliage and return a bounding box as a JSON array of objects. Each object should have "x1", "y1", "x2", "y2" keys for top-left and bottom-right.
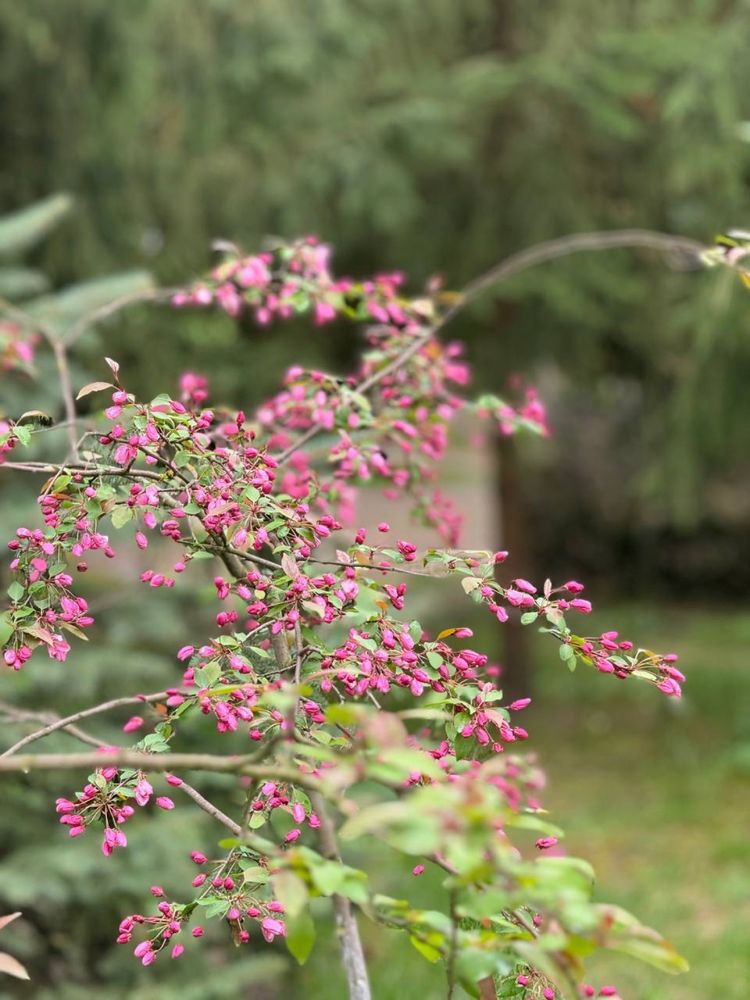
[
  {"x1": 2, "y1": 0, "x2": 750, "y2": 585},
  {"x1": 1, "y1": 1, "x2": 750, "y2": 997}
]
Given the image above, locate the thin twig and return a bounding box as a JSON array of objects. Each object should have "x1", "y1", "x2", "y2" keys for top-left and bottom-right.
[
  {"x1": 0, "y1": 461, "x2": 165, "y2": 481},
  {"x1": 0, "y1": 690, "x2": 184, "y2": 758},
  {"x1": 0, "y1": 701, "x2": 243, "y2": 834},
  {"x1": 311, "y1": 792, "x2": 372, "y2": 1000},
  {"x1": 0, "y1": 700, "x2": 103, "y2": 750},
  {"x1": 446, "y1": 887, "x2": 459, "y2": 1000},
  {"x1": 177, "y1": 780, "x2": 241, "y2": 835},
  {"x1": 0, "y1": 751, "x2": 321, "y2": 791},
  {"x1": 278, "y1": 229, "x2": 704, "y2": 466}
]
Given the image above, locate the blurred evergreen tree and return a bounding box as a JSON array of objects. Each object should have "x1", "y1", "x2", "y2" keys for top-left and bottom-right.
[{"x1": 1, "y1": 1, "x2": 750, "y2": 555}]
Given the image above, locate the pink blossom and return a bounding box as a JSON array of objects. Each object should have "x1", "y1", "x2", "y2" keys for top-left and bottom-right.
[
  {"x1": 260, "y1": 917, "x2": 286, "y2": 943},
  {"x1": 535, "y1": 837, "x2": 558, "y2": 850},
  {"x1": 135, "y1": 778, "x2": 153, "y2": 806}
]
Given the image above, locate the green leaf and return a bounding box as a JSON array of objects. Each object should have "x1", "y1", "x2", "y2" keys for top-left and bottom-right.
[
  {"x1": 285, "y1": 909, "x2": 316, "y2": 965},
  {"x1": 7, "y1": 582, "x2": 24, "y2": 603},
  {"x1": 110, "y1": 506, "x2": 133, "y2": 529},
  {"x1": 0, "y1": 612, "x2": 14, "y2": 646},
  {"x1": 302, "y1": 855, "x2": 369, "y2": 905},
  {"x1": 12, "y1": 425, "x2": 31, "y2": 447},
  {"x1": 597, "y1": 904, "x2": 690, "y2": 974},
  {"x1": 0, "y1": 193, "x2": 72, "y2": 258},
  {"x1": 409, "y1": 934, "x2": 442, "y2": 963},
  {"x1": 26, "y1": 270, "x2": 153, "y2": 334},
  {"x1": 272, "y1": 870, "x2": 308, "y2": 918},
  {"x1": 520, "y1": 612, "x2": 538, "y2": 625},
  {"x1": 0, "y1": 266, "x2": 49, "y2": 300},
  {"x1": 193, "y1": 661, "x2": 221, "y2": 688}
]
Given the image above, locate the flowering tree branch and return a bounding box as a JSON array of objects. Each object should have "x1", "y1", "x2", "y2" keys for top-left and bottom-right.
[
  {"x1": 0, "y1": 690, "x2": 184, "y2": 758},
  {"x1": 0, "y1": 231, "x2": 703, "y2": 997},
  {"x1": 0, "y1": 751, "x2": 322, "y2": 784}
]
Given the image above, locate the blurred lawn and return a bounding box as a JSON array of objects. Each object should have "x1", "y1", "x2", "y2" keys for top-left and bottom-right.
[{"x1": 297, "y1": 603, "x2": 750, "y2": 999}]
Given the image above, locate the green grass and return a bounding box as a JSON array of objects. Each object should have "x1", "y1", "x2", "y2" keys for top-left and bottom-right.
[{"x1": 530, "y1": 603, "x2": 750, "y2": 1000}]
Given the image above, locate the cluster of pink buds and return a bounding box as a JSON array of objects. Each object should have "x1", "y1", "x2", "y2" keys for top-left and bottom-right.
[
  {"x1": 514, "y1": 971, "x2": 620, "y2": 999},
  {"x1": 172, "y1": 236, "x2": 418, "y2": 332},
  {"x1": 470, "y1": 573, "x2": 684, "y2": 697},
  {"x1": 475, "y1": 384, "x2": 550, "y2": 439},
  {"x1": 457, "y1": 681, "x2": 529, "y2": 752},
  {"x1": 179, "y1": 371, "x2": 209, "y2": 406},
  {"x1": 4, "y1": 525, "x2": 101, "y2": 663},
  {"x1": 56, "y1": 766, "x2": 177, "y2": 854},
  {"x1": 117, "y1": 895, "x2": 188, "y2": 964},
  {"x1": 246, "y1": 781, "x2": 320, "y2": 841},
  {"x1": 0, "y1": 420, "x2": 19, "y2": 466}
]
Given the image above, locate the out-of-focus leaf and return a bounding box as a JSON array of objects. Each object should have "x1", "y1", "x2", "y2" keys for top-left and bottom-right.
[
  {"x1": 0, "y1": 267, "x2": 49, "y2": 299},
  {"x1": 272, "y1": 870, "x2": 308, "y2": 918},
  {"x1": 0, "y1": 193, "x2": 72, "y2": 258},
  {"x1": 0, "y1": 615, "x2": 12, "y2": 648},
  {"x1": 597, "y1": 904, "x2": 690, "y2": 974},
  {"x1": 25, "y1": 271, "x2": 154, "y2": 333},
  {"x1": 284, "y1": 909, "x2": 315, "y2": 965},
  {"x1": 409, "y1": 934, "x2": 442, "y2": 963}
]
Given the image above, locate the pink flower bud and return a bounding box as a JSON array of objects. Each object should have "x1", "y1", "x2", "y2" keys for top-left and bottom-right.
[
  {"x1": 509, "y1": 698, "x2": 531, "y2": 711},
  {"x1": 569, "y1": 598, "x2": 592, "y2": 614},
  {"x1": 535, "y1": 837, "x2": 558, "y2": 850},
  {"x1": 156, "y1": 796, "x2": 174, "y2": 811}
]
